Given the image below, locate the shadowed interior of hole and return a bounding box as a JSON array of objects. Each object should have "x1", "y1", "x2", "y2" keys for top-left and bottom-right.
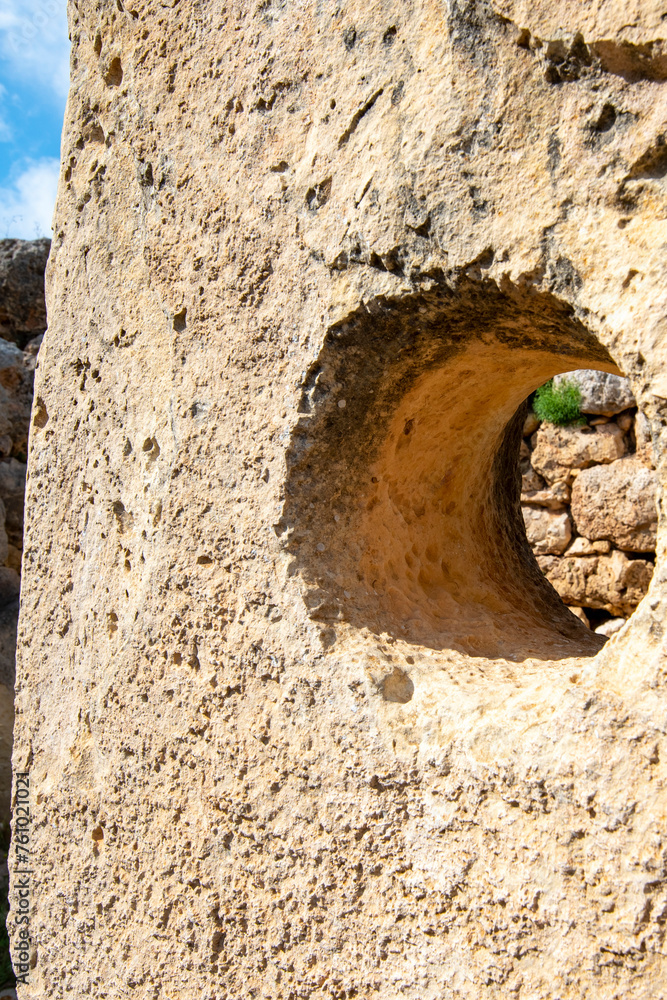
[
  {"x1": 356, "y1": 343, "x2": 616, "y2": 659},
  {"x1": 281, "y1": 279, "x2": 628, "y2": 661}
]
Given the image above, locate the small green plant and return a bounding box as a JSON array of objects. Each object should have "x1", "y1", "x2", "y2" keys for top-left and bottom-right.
[{"x1": 532, "y1": 377, "x2": 584, "y2": 426}]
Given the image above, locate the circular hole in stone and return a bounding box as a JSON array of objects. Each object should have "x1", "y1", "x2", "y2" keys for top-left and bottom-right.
[{"x1": 280, "y1": 280, "x2": 657, "y2": 661}]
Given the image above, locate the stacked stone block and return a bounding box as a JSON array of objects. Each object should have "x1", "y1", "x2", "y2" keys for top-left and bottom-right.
[{"x1": 521, "y1": 370, "x2": 656, "y2": 635}]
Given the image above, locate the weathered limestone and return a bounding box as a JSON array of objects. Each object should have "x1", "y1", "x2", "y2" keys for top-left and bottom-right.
[
  {"x1": 0, "y1": 240, "x2": 47, "y2": 826},
  {"x1": 566, "y1": 536, "x2": 612, "y2": 556},
  {"x1": 553, "y1": 368, "x2": 637, "y2": 415},
  {"x1": 0, "y1": 343, "x2": 34, "y2": 464},
  {"x1": 531, "y1": 421, "x2": 626, "y2": 483},
  {"x1": 12, "y1": 2, "x2": 667, "y2": 998},
  {"x1": 596, "y1": 616, "x2": 627, "y2": 637},
  {"x1": 0, "y1": 241, "x2": 50, "y2": 350},
  {"x1": 521, "y1": 477, "x2": 570, "y2": 509},
  {"x1": 538, "y1": 550, "x2": 655, "y2": 617},
  {"x1": 520, "y1": 399, "x2": 657, "y2": 619},
  {"x1": 522, "y1": 505, "x2": 572, "y2": 554},
  {"x1": 571, "y1": 457, "x2": 659, "y2": 551}
]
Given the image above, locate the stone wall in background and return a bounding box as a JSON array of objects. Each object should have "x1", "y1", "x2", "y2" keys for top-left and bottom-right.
[
  {"x1": 522, "y1": 370, "x2": 657, "y2": 637},
  {"x1": 0, "y1": 239, "x2": 48, "y2": 821},
  {"x1": 0, "y1": 241, "x2": 50, "y2": 352}
]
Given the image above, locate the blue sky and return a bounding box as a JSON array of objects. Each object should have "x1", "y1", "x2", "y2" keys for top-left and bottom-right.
[{"x1": 0, "y1": 0, "x2": 69, "y2": 239}]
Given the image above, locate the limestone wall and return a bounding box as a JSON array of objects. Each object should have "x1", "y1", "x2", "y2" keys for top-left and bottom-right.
[
  {"x1": 0, "y1": 240, "x2": 48, "y2": 823},
  {"x1": 521, "y1": 370, "x2": 658, "y2": 633},
  {"x1": 12, "y1": 2, "x2": 667, "y2": 998}
]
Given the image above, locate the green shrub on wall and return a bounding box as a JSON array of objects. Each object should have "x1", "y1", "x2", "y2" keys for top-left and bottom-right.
[{"x1": 533, "y1": 378, "x2": 584, "y2": 426}]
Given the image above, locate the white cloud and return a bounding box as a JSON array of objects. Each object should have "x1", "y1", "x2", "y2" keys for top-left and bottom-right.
[
  {"x1": 0, "y1": 158, "x2": 59, "y2": 239},
  {"x1": 0, "y1": 0, "x2": 70, "y2": 99}
]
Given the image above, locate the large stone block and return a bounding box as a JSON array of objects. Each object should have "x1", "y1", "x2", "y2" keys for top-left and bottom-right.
[
  {"x1": 0, "y1": 344, "x2": 33, "y2": 460},
  {"x1": 522, "y1": 505, "x2": 572, "y2": 554},
  {"x1": 12, "y1": 2, "x2": 667, "y2": 998},
  {"x1": 521, "y1": 477, "x2": 570, "y2": 509},
  {"x1": 571, "y1": 457, "x2": 658, "y2": 552},
  {"x1": 538, "y1": 550, "x2": 654, "y2": 616},
  {"x1": 553, "y1": 369, "x2": 636, "y2": 415},
  {"x1": 0, "y1": 239, "x2": 50, "y2": 349},
  {"x1": 531, "y1": 422, "x2": 626, "y2": 484}
]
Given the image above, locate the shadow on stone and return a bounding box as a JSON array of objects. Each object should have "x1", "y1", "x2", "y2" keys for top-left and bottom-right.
[{"x1": 279, "y1": 276, "x2": 626, "y2": 661}]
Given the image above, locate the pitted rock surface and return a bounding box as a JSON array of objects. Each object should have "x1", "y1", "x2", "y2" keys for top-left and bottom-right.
[
  {"x1": 0, "y1": 240, "x2": 50, "y2": 349},
  {"x1": 572, "y1": 457, "x2": 659, "y2": 552},
  {"x1": 522, "y1": 505, "x2": 572, "y2": 554},
  {"x1": 531, "y1": 421, "x2": 626, "y2": 483},
  {"x1": 553, "y1": 368, "x2": 637, "y2": 415},
  {"x1": 520, "y1": 400, "x2": 656, "y2": 623},
  {"x1": 12, "y1": 2, "x2": 667, "y2": 999},
  {"x1": 538, "y1": 550, "x2": 655, "y2": 617}
]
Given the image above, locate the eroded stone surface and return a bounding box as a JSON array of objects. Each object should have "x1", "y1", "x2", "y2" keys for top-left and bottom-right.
[
  {"x1": 538, "y1": 550, "x2": 654, "y2": 616},
  {"x1": 553, "y1": 368, "x2": 636, "y2": 415},
  {"x1": 0, "y1": 240, "x2": 50, "y2": 349},
  {"x1": 596, "y1": 616, "x2": 627, "y2": 637},
  {"x1": 531, "y1": 421, "x2": 626, "y2": 483},
  {"x1": 521, "y1": 398, "x2": 656, "y2": 621},
  {"x1": 636, "y1": 410, "x2": 655, "y2": 466},
  {"x1": 0, "y1": 246, "x2": 46, "y2": 826},
  {"x1": 571, "y1": 457, "x2": 659, "y2": 551},
  {"x1": 0, "y1": 344, "x2": 33, "y2": 462},
  {"x1": 566, "y1": 536, "x2": 611, "y2": 556},
  {"x1": 12, "y1": 1, "x2": 667, "y2": 998},
  {"x1": 521, "y1": 479, "x2": 570, "y2": 509},
  {"x1": 522, "y1": 505, "x2": 572, "y2": 554}
]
